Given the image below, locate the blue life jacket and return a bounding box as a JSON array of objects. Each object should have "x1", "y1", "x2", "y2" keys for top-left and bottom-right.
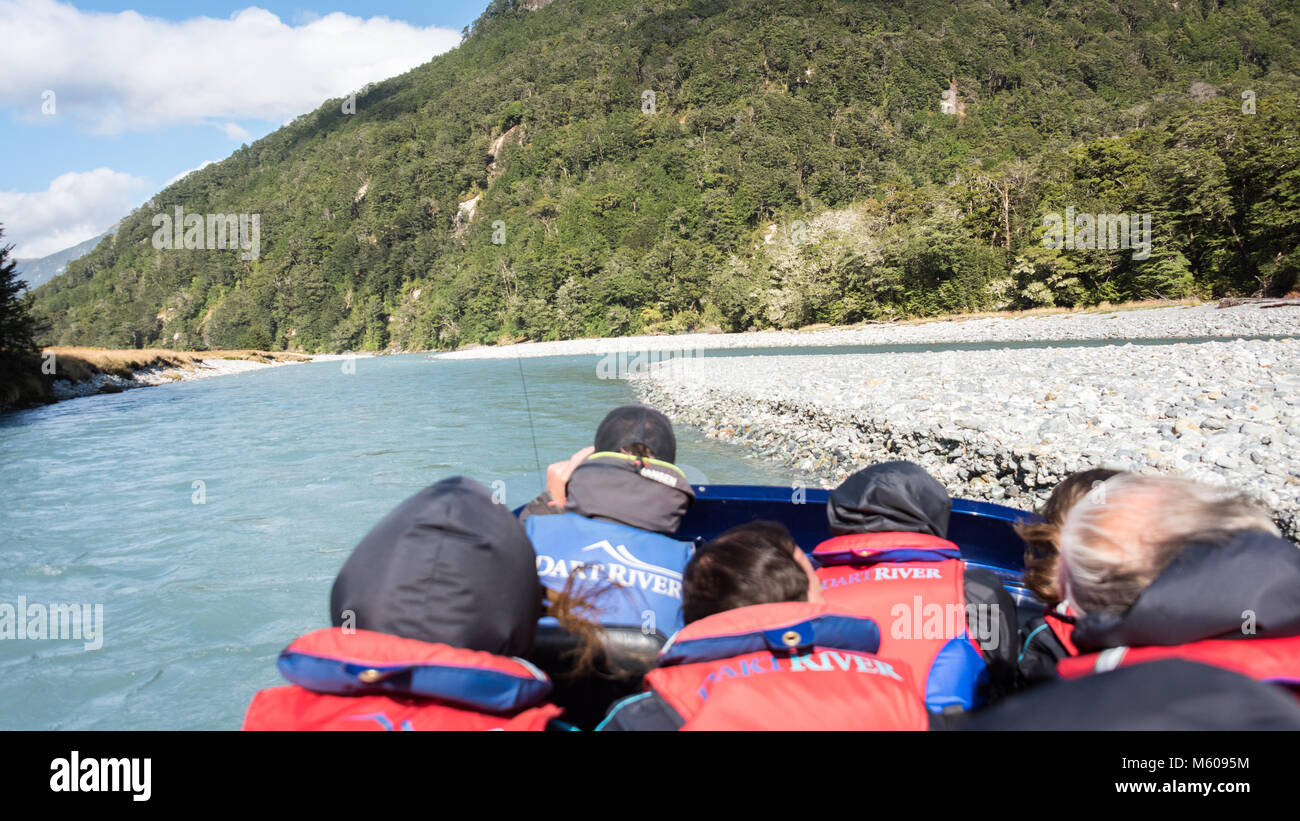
[{"x1": 526, "y1": 511, "x2": 694, "y2": 639}]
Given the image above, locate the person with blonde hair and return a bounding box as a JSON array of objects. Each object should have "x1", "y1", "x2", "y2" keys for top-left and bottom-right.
[{"x1": 1052, "y1": 473, "x2": 1300, "y2": 695}]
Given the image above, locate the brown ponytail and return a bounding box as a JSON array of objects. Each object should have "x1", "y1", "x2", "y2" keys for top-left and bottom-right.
[{"x1": 542, "y1": 572, "x2": 654, "y2": 680}]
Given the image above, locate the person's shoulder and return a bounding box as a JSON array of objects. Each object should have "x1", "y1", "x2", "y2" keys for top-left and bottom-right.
[{"x1": 520, "y1": 491, "x2": 562, "y2": 523}]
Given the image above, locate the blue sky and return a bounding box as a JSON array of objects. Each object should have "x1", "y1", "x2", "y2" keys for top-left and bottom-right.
[{"x1": 0, "y1": 0, "x2": 490, "y2": 257}]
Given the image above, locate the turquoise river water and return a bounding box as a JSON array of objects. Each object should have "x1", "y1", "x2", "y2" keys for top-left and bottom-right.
[{"x1": 0, "y1": 352, "x2": 794, "y2": 730}]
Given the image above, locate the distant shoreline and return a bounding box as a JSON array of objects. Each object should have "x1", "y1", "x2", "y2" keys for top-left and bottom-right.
[
  {"x1": 2, "y1": 349, "x2": 373, "y2": 412},
  {"x1": 434, "y1": 301, "x2": 1299, "y2": 361}
]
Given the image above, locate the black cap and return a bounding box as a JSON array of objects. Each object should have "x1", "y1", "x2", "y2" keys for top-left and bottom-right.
[
  {"x1": 828, "y1": 461, "x2": 951, "y2": 538},
  {"x1": 329, "y1": 476, "x2": 541, "y2": 656},
  {"x1": 594, "y1": 404, "x2": 677, "y2": 464}
]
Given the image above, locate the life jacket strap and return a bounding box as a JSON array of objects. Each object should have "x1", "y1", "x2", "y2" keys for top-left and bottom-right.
[{"x1": 1093, "y1": 646, "x2": 1129, "y2": 673}]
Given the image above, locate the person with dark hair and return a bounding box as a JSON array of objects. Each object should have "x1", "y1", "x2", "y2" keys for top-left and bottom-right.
[
  {"x1": 242, "y1": 477, "x2": 564, "y2": 730},
  {"x1": 519, "y1": 404, "x2": 697, "y2": 726},
  {"x1": 521, "y1": 403, "x2": 684, "y2": 518},
  {"x1": 598, "y1": 522, "x2": 929, "y2": 731},
  {"x1": 1014, "y1": 468, "x2": 1122, "y2": 685},
  {"x1": 523, "y1": 405, "x2": 695, "y2": 641},
  {"x1": 811, "y1": 461, "x2": 1018, "y2": 713},
  {"x1": 680, "y1": 520, "x2": 822, "y2": 624}
]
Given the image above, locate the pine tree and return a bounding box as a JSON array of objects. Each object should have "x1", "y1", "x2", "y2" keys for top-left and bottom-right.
[{"x1": 0, "y1": 224, "x2": 38, "y2": 355}]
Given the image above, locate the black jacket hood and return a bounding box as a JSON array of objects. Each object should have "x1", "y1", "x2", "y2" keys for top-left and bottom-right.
[
  {"x1": 961, "y1": 658, "x2": 1300, "y2": 730},
  {"x1": 329, "y1": 476, "x2": 541, "y2": 656},
  {"x1": 828, "y1": 461, "x2": 951, "y2": 538},
  {"x1": 1072, "y1": 529, "x2": 1300, "y2": 652},
  {"x1": 564, "y1": 452, "x2": 694, "y2": 535}
]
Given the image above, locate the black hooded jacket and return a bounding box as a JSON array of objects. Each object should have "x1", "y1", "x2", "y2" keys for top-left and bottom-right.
[
  {"x1": 828, "y1": 461, "x2": 953, "y2": 537},
  {"x1": 520, "y1": 452, "x2": 695, "y2": 535},
  {"x1": 329, "y1": 476, "x2": 542, "y2": 657},
  {"x1": 827, "y1": 461, "x2": 1019, "y2": 700},
  {"x1": 1071, "y1": 529, "x2": 1300, "y2": 652},
  {"x1": 958, "y1": 658, "x2": 1300, "y2": 730}
]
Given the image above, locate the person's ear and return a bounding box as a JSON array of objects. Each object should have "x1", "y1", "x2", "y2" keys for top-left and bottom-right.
[{"x1": 793, "y1": 549, "x2": 823, "y2": 604}]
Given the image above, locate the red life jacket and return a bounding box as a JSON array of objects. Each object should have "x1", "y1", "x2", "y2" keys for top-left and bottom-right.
[
  {"x1": 1045, "y1": 604, "x2": 1078, "y2": 656},
  {"x1": 813, "y1": 532, "x2": 988, "y2": 712},
  {"x1": 1058, "y1": 634, "x2": 1300, "y2": 688},
  {"x1": 242, "y1": 628, "x2": 562, "y2": 731},
  {"x1": 643, "y1": 601, "x2": 929, "y2": 730}
]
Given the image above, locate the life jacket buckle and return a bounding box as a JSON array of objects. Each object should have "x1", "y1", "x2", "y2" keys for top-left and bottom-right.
[
  {"x1": 762, "y1": 622, "x2": 815, "y2": 654},
  {"x1": 357, "y1": 667, "x2": 399, "y2": 684}
]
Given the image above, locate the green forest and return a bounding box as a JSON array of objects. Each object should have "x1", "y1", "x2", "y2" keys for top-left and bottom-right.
[{"x1": 29, "y1": 0, "x2": 1300, "y2": 352}]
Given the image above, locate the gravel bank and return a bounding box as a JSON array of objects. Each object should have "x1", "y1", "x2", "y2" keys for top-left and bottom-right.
[
  {"x1": 437, "y1": 303, "x2": 1297, "y2": 360},
  {"x1": 629, "y1": 338, "x2": 1300, "y2": 539}
]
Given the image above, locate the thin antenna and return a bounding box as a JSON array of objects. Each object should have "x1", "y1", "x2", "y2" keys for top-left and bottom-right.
[{"x1": 516, "y1": 356, "x2": 545, "y2": 491}]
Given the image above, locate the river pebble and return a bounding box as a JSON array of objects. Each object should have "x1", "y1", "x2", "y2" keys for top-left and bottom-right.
[
  {"x1": 439, "y1": 303, "x2": 1298, "y2": 360},
  {"x1": 630, "y1": 338, "x2": 1300, "y2": 539}
]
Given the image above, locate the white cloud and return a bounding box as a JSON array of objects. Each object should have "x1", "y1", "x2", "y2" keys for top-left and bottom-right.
[
  {"x1": 0, "y1": 0, "x2": 463, "y2": 134},
  {"x1": 222, "y1": 122, "x2": 252, "y2": 141},
  {"x1": 0, "y1": 169, "x2": 148, "y2": 258},
  {"x1": 164, "y1": 160, "x2": 217, "y2": 187}
]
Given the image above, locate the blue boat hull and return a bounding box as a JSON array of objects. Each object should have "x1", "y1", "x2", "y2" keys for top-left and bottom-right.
[{"x1": 673, "y1": 484, "x2": 1041, "y2": 608}]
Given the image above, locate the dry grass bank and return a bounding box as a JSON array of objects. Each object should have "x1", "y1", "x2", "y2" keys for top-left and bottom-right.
[
  {"x1": 1, "y1": 348, "x2": 311, "y2": 411},
  {"x1": 43, "y1": 348, "x2": 310, "y2": 381}
]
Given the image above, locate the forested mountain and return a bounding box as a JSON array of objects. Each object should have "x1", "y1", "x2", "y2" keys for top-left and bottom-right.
[
  {"x1": 30, "y1": 0, "x2": 1300, "y2": 352},
  {"x1": 14, "y1": 230, "x2": 113, "y2": 292}
]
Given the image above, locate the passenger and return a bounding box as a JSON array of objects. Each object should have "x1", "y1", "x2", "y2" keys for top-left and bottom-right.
[
  {"x1": 1054, "y1": 474, "x2": 1300, "y2": 689},
  {"x1": 520, "y1": 404, "x2": 696, "y2": 727},
  {"x1": 243, "y1": 477, "x2": 564, "y2": 731},
  {"x1": 811, "y1": 461, "x2": 1018, "y2": 713},
  {"x1": 597, "y1": 522, "x2": 930, "y2": 730},
  {"x1": 522, "y1": 404, "x2": 695, "y2": 641},
  {"x1": 962, "y1": 658, "x2": 1300, "y2": 730},
  {"x1": 1015, "y1": 468, "x2": 1122, "y2": 685}
]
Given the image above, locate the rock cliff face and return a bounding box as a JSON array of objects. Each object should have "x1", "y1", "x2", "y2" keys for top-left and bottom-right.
[{"x1": 940, "y1": 79, "x2": 967, "y2": 119}]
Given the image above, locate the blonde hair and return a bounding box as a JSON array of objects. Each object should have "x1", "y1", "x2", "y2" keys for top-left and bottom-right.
[
  {"x1": 1058, "y1": 474, "x2": 1279, "y2": 616},
  {"x1": 1015, "y1": 468, "x2": 1122, "y2": 606}
]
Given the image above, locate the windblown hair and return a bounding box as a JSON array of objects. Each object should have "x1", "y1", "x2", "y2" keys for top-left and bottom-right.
[
  {"x1": 1016, "y1": 468, "x2": 1122, "y2": 606},
  {"x1": 1058, "y1": 474, "x2": 1280, "y2": 616},
  {"x1": 682, "y1": 520, "x2": 809, "y2": 625},
  {"x1": 542, "y1": 572, "x2": 653, "y2": 680}
]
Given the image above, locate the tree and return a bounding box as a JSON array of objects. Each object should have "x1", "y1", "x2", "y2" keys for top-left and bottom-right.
[{"x1": 0, "y1": 224, "x2": 38, "y2": 355}]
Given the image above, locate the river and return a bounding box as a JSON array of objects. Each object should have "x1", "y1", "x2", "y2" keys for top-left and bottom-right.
[{"x1": 0, "y1": 352, "x2": 793, "y2": 730}]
